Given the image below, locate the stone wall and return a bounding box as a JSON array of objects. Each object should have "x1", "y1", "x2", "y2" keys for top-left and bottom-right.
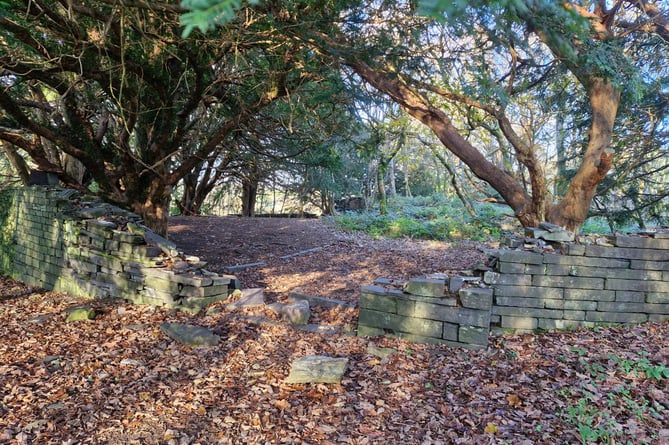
[
  {"x1": 358, "y1": 276, "x2": 493, "y2": 349},
  {"x1": 0, "y1": 186, "x2": 237, "y2": 312},
  {"x1": 358, "y1": 232, "x2": 669, "y2": 349},
  {"x1": 486, "y1": 234, "x2": 669, "y2": 331}
]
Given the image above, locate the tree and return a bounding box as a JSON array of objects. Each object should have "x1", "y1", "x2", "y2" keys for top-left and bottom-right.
[{"x1": 0, "y1": 0, "x2": 337, "y2": 234}]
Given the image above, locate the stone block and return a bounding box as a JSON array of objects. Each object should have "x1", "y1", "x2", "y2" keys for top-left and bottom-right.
[
  {"x1": 357, "y1": 325, "x2": 385, "y2": 337},
  {"x1": 495, "y1": 296, "x2": 545, "y2": 308},
  {"x1": 458, "y1": 326, "x2": 488, "y2": 346},
  {"x1": 285, "y1": 356, "x2": 348, "y2": 384},
  {"x1": 533, "y1": 275, "x2": 604, "y2": 290},
  {"x1": 403, "y1": 277, "x2": 445, "y2": 297},
  {"x1": 360, "y1": 291, "x2": 397, "y2": 313},
  {"x1": 585, "y1": 312, "x2": 647, "y2": 324},
  {"x1": 563, "y1": 310, "x2": 586, "y2": 320},
  {"x1": 646, "y1": 293, "x2": 669, "y2": 304},
  {"x1": 179, "y1": 284, "x2": 229, "y2": 298},
  {"x1": 564, "y1": 289, "x2": 615, "y2": 301},
  {"x1": 631, "y1": 260, "x2": 669, "y2": 271},
  {"x1": 396, "y1": 299, "x2": 416, "y2": 316},
  {"x1": 359, "y1": 309, "x2": 443, "y2": 338},
  {"x1": 499, "y1": 262, "x2": 525, "y2": 274},
  {"x1": 615, "y1": 291, "x2": 645, "y2": 303},
  {"x1": 614, "y1": 235, "x2": 669, "y2": 250},
  {"x1": 537, "y1": 319, "x2": 581, "y2": 330},
  {"x1": 442, "y1": 322, "x2": 458, "y2": 341},
  {"x1": 493, "y1": 306, "x2": 563, "y2": 319},
  {"x1": 459, "y1": 288, "x2": 493, "y2": 310},
  {"x1": 597, "y1": 302, "x2": 669, "y2": 314},
  {"x1": 649, "y1": 314, "x2": 669, "y2": 323},
  {"x1": 605, "y1": 279, "x2": 669, "y2": 293},
  {"x1": 585, "y1": 245, "x2": 669, "y2": 261},
  {"x1": 497, "y1": 250, "x2": 544, "y2": 264},
  {"x1": 414, "y1": 303, "x2": 490, "y2": 327},
  {"x1": 566, "y1": 244, "x2": 586, "y2": 256},
  {"x1": 493, "y1": 285, "x2": 563, "y2": 299},
  {"x1": 143, "y1": 275, "x2": 181, "y2": 294},
  {"x1": 543, "y1": 255, "x2": 630, "y2": 268},
  {"x1": 563, "y1": 300, "x2": 597, "y2": 311},
  {"x1": 500, "y1": 316, "x2": 537, "y2": 330},
  {"x1": 485, "y1": 272, "x2": 531, "y2": 286}
]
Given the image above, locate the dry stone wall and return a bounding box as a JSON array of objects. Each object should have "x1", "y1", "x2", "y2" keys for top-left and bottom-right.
[
  {"x1": 358, "y1": 232, "x2": 669, "y2": 349},
  {"x1": 0, "y1": 186, "x2": 237, "y2": 312}
]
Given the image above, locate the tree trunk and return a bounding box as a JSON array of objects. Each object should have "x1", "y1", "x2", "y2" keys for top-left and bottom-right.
[
  {"x1": 129, "y1": 178, "x2": 172, "y2": 237},
  {"x1": 0, "y1": 141, "x2": 31, "y2": 185},
  {"x1": 546, "y1": 79, "x2": 620, "y2": 232},
  {"x1": 241, "y1": 177, "x2": 258, "y2": 217},
  {"x1": 377, "y1": 161, "x2": 388, "y2": 215}
]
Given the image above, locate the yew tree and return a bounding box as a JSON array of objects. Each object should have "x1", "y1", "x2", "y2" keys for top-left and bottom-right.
[{"x1": 0, "y1": 0, "x2": 336, "y2": 234}]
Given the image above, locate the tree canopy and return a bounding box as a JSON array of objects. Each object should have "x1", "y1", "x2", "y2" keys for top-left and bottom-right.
[{"x1": 1, "y1": 0, "x2": 668, "y2": 233}]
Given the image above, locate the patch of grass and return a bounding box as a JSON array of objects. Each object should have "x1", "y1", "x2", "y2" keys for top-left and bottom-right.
[{"x1": 334, "y1": 195, "x2": 508, "y2": 241}]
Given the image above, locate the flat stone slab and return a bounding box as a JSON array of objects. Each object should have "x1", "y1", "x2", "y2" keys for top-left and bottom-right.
[
  {"x1": 160, "y1": 322, "x2": 220, "y2": 347},
  {"x1": 285, "y1": 355, "x2": 348, "y2": 384},
  {"x1": 226, "y1": 288, "x2": 265, "y2": 310}
]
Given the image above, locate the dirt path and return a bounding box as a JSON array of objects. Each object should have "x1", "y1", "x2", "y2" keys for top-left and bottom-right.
[{"x1": 167, "y1": 216, "x2": 488, "y2": 304}]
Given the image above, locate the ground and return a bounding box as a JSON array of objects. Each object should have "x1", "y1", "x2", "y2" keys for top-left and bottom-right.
[{"x1": 0, "y1": 217, "x2": 667, "y2": 445}]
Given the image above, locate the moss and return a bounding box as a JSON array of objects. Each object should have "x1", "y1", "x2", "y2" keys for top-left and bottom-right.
[{"x1": 0, "y1": 189, "x2": 16, "y2": 275}]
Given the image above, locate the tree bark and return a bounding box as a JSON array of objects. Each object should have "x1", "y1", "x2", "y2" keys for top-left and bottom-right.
[
  {"x1": 241, "y1": 177, "x2": 258, "y2": 217},
  {"x1": 547, "y1": 79, "x2": 620, "y2": 231}
]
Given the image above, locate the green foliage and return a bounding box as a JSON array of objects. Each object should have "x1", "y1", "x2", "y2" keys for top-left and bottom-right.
[
  {"x1": 559, "y1": 350, "x2": 667, "y2": 445},
  {"x1": 180, "y1": 0, "x2": 262, "y2": 38},
  {"x1": 334, "y1": 195, "x2": 507, "y2": 241},
  {"x1": 0, "y1": 188, "x2": 16, "y2": 275}
]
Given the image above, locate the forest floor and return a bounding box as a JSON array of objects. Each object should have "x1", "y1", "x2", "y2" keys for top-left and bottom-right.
[{"x1": 0, "y1": 216, "x2": 667, "y2": 444}]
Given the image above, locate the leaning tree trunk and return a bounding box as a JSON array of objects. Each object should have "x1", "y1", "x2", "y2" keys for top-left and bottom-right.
[{"x1": 547, "y1": 79, "x2": 620, "y2": 232}]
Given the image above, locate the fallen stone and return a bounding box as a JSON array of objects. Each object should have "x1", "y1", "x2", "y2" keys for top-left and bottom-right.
[
  {"x1": 289, "y1": 289, "x2": 354, "y2": 308},
  {"x1": 160, "y1": 322, "x2": 220, "y2": 347},
  {"x1": 366, "y1": 343, "x2": 397, "y2": 359},
  {"x1": 268, "y1": 300, "x2": 311, "y2": 325},
  {"x1": 65, "y1": 306, "x2": 96, "y2": 322},
  {"x1": 226, "y1": 288, "x2": 265, "y2": 310},
  {"x1": 285, "y1": 355, "x2": 348, "y2": 384}
]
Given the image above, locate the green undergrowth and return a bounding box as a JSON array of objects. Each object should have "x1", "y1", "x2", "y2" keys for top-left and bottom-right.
[
  {"x1": 333, "y1": 196, "x2": 512, "y2": 241},
  {"x1": 559, "y1": 347, "x2": 667, "y2": 445}
]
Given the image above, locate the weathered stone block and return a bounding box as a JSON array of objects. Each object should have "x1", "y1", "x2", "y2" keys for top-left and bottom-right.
[
  {"x1": 485, "y1": 272, "x2": 531, "y2": 286},
  {"x1": 442, "y1": 322, "x2": 458, "y2": 341},
  {"x1": 360, "y1": 291, "x2": 397, "y2": 313},
  {"x1": 615, "y1": 291, "x2": 645, "y2": 303},
  {"x1": 143, "y1": 275, "x2": 180, "y2": 294},
  {"x1": 499, "y1": 262, "x2": 525, "y2": 274},
  {"x1": 500, "y1": 316, "x2": 537, "y2": 330},
  {"x1": 495, "y1": 296, "x2": 545, "y2": 308},
  {"x1": 493, "y1": 306, "x2": 563, "y2": 319},
  {"x1": 537, "y1": 319, "x2": 581, "y2": 330},
  {"x1": 597, "y1": 301, "x2": 669, "y2": 314},
  {"x1": 285, "y1": 356, "x2": 348, "y2": 384},
  {"x1": 543, "y1": 255, "x2": 630, "y2": 268},
  {"x1": 585, "y1": 245, "x2": 669, "y2": 261},
  {"x1": 563, "y1": 310, "x2": 586, "y2": 320},
  {"x1": 497, "y1": 250, "x2": 544, "y2": 264},
  {"x1": 649, "y1": 314, "x2": 669, "y2": 323},
  {"x1": 179, "y1": 284, "x2": 228, "y2": 298},
  {"x1": 631, "y1": 260, "x2": 669, "y2": 271},
  {"x1": 533, "y1": 275, "x2": 604, "y2": 290},
  {"x1": 563, "y1": 300, "x2": 597, "y2": 311},
  {"x1": 494, "y1": 285, "x2": 564, "y2": 299},
  {"x1": 614, "y1": 235, "x2": 669, "y2": 250},
  {"x1": 414, "y1": 303, "x2": 490, "y2": 327},
  {"x1": 586, "y1": 312, "x2": 647, "y2": 324},
  {"x1": 458, "y1": 326, "x2": 488, "y2": 346},
  {"x1": 459, "y1": 288, "x2": 493, "y2": 310},
  {"x1": 564, "y1": 289, "x2": 615, "y2": 301},
  {"x1": 566, "y1": 244, "x2": 586, "y2": 256},
  {"x1": 403, "y1": 277, "x2": 445, "y2": 297},
  {"x1": 606, "y1": 279, "x2": 669, "y2": 293},
  {"x1": 646, "y1": 293, "x2": 669, "y2": 304},
  {"x1": 357, "y1": 325, "x2": 385, "y2": 337},
  {"x1": 160, "y1": 322, "x2": 220, "y2": 347}
]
